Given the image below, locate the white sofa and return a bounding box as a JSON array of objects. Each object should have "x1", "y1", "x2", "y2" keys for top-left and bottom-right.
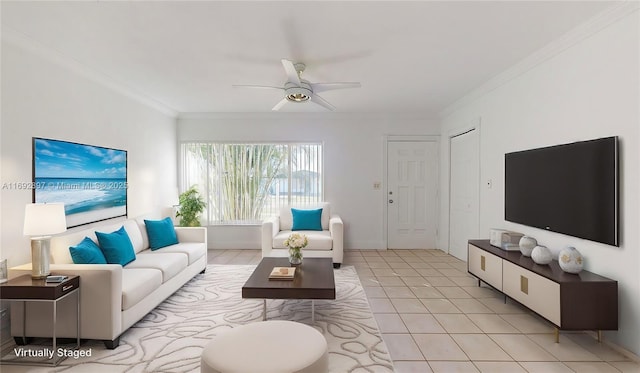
[
  {"x1": 9, "y1": 213, "x2": 207, "y2": 349},
  {"x1": 261, "y1": 203, "x2": 343, "y2": 268}
]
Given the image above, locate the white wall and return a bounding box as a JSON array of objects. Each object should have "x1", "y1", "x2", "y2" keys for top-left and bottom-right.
[
  {"x1": 0, "y1": 36, "x2": 178, "y2": 268},
  {"x1": 440, "y1": 9, "x2": 639, "y2": 356},
  {"x1": 178, "y1": 113, "x2": 439, "y2": 249}
]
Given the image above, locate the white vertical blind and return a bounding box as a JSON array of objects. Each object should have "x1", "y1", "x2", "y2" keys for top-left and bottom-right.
[{"x1": 180, "y1": 142, "x2": 323, "y2": 224}]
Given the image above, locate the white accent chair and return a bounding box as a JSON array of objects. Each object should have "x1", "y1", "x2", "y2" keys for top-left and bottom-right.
[{"x1": 261, "y1": 203, "x2": 343, "y2": 268}]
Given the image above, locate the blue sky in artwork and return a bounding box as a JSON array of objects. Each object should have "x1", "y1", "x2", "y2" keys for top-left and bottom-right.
[{"x1": 34, "y1": 138, "x2": 127, "y2": 179}]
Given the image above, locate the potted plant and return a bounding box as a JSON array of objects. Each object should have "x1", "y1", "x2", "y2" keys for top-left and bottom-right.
[{"x1": 176, "y1": 186, "x2": 206, "y2": 227}]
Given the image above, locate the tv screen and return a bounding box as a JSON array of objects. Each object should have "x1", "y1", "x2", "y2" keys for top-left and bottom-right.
[
  {"x1": 505, "y1": 136, "x2": 618, "y2": 246},
  {"x1": 33, "y1": 137, "x2": 128, "y2": 228}
]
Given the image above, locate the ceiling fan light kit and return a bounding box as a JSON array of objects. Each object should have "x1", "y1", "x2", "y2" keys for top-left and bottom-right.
[
  {"x1": 233, "y1": 59, "x2": 361, "y2": 111},
  {"x1": 284, "y1": 81, "x2": 311, "y2": 102}
]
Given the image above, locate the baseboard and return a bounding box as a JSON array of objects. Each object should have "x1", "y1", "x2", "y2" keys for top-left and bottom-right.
[
  {"x1": 208, "y1": 241, "x2": 260, "y2": 250},
  {"x1": 346, "y1": 241, "x2": 387, "y2": 250},
  {"x1": 582, "y1": 331, "x2": 640, "y2": 363}
]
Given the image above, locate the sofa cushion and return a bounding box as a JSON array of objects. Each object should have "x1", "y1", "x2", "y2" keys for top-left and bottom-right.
[
  {"x1": 144, "y1": 217, "x2": 179, "y2": 250},
  {"x1": 50, "y1": 219, "x2": 143, "y2": 264},
  {"x1": 95, "y1": 220, "x2": 145, "y2": 253},
  {"x1": 273, "y1": 230, "x2": 333, "y2": 251},
  {"x1": 122, "y1": 220, "x2": 145, "y2": 254},
  {"x1": 291, "y1": 208, "x2": 323, "y2": 231},
  {"x1": 135, "y1": 212, "x2": 167, "y2": 250},
  {"x1": 69, "y1": 237, "x2": 107, "y2": 264},
  {"x1": 125, "y1": 251, "x2": 188, "y2": 282},
  {"x1": 96, "y1": 226, "x2": 136, "y2": 266},
  {"x1": 52, "y1": 229, "x2": 96, "y2": 264},
  {"x1": 155, "y1": 242, "x2": 206, "y2": 265},
  {"x1": 280, "y1": 203, "x2": 330, "y2": 231},
  {"x1": 121, "y1": 268, "x2": 163, "y2": 311}
]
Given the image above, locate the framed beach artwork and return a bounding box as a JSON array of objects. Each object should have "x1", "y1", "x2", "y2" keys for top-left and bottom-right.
[{"x1": 32, "y1": 137, "x2": 128, "y2": 228}]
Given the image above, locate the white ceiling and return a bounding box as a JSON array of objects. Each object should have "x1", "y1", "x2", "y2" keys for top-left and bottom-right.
[{"x1": 1, "y1": 1, "x2": 618, "y2": 115}]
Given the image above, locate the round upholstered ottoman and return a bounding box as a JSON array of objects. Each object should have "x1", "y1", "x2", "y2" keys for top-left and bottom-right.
[{"x1": 201, "y1": 320, "x2": 328, "y2": 373}]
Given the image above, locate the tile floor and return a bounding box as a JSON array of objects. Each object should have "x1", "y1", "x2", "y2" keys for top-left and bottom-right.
[{"x1": 209, "y1": 249, "x2": 640, "y2": 373}]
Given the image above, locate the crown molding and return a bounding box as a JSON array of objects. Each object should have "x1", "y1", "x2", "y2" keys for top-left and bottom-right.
[
  {"x1": 2, "y1": 28, "x2": 179, "y2": 118},
  {"x1": 177, "y1": 111, "x2": 438, "y2": 121},
  {"x1": 439, "y1": 1, "x2": 639, "y2": 119}
]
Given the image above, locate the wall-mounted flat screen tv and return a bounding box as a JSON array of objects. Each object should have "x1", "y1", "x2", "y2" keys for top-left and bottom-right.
[
  {"x1": 505, "y1": 136, "x2": 618, "y2": 246},
  {"x1": 33, "y1": 137, "x2": 127, "y2": 228}
]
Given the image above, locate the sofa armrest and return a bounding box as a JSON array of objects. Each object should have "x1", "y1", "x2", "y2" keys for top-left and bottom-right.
[
  {"x1": 261, "y1": 216, "x2": 280, "y2": 256},
  {"x1": 175, "y1": 226, "x2": 207, "y2": 244},
  {"x1": 9, "y1": 263, "x2": 123, "y2": 340},
  {"x1": 329, "y1": 215, "x2": 344, "y2": 264}
]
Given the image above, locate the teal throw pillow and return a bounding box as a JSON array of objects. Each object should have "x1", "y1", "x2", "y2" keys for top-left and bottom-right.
[
  {"x1": 144, "y1": 217, "x2": 179, "y2": 250},
  {"x1": 96, "y1": 226, "x2": 136, "y2": 266},
  {"x1": 69, "y1": 237, "x2": 107, "y2": 264},
  {"x1": 291, "y1": 208, "x2": 323, "y2": 231}
]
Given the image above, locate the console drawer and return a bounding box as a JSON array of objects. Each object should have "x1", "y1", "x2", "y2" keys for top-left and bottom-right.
[
  {"x1": 503, "y1": 261, "x2": 561, "y2": 326},
  {"x1": 468, "y1": 244, "x2": 502, "y2": 291}
]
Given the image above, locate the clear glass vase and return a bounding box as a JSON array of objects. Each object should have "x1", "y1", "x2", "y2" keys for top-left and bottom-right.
[{"x1": 288, "y1": 247, "x2": 303, "y2": 265}]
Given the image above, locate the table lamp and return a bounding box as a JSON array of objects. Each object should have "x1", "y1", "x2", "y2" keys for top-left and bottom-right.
[{"x1": 23, "y1": 203, "x2": 67, "y2": 279}]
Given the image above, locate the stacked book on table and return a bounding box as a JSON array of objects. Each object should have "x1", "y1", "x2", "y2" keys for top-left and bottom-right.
[{"x1": 269, "y1": 267, "x2": 296, "y2": 280}]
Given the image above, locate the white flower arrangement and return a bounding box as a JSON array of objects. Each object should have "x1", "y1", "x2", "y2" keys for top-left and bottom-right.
[
  {"x1": 283, "y1": 233, "x2": 308, "y2": 250},
  {"x1": 284, "y1": 233, "x2": 307, "y2": 264}
]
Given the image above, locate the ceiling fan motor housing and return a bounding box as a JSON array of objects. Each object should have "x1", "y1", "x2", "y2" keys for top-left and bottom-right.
[{"x1": 284, "y1": 81, "x2": 312, "y2": 102}]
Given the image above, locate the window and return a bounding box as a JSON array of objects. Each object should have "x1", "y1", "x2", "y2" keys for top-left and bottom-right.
[{"x1": 180, "y1": 142, "x2": 323, "y2": 225}]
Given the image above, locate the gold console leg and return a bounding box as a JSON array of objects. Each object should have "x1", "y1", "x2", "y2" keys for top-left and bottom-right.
[
  {"x1": 598, "y1": 330, "x2": 602, "y2": 343},
  {"x1": 554, "y1": 328, "x2": 560, "y2": 343}
]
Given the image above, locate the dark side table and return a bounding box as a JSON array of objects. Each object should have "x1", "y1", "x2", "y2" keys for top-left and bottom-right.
[{"x1": 0, "y1": 275, "x2": 80, "y2": 366}]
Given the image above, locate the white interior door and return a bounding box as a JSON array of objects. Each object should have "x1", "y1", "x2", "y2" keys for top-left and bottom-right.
[
  {"x1": 387, "y1": 140, "x2": 438, "y2": 249},
  {"x1": 448, "y1": 129, "x2": 480, "y2": 260}
]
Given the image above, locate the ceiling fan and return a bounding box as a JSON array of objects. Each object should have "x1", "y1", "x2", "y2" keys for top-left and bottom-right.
[{"x1": 233, "y1": 59, "x2": 361, "y2": 111}]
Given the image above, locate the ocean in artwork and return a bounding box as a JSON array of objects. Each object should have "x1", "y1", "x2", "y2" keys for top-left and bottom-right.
[{"x1": 35, "y1": 177, "x2": 127, "y2": 215}]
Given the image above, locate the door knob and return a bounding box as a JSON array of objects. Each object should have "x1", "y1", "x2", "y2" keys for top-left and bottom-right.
[{"x1": 389, "y1": 199, "x2": 394, "y2": 203}]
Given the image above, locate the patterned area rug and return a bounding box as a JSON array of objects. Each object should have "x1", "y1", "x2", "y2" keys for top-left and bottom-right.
[{"x1": 3, "y1": 265, "x2": 394, "y2": 373}]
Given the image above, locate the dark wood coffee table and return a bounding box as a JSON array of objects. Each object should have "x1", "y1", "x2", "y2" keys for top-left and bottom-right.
[{"x1": 242, "y1": 257, "x2": 336, "y2": 322}]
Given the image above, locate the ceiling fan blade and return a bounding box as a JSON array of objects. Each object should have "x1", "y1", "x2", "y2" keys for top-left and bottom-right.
[
  {"x1": 233, "y1": 85, "x2": 284, "y2": 90},
  {"x1": 310, "y1": 82, "x2": 361, "y2": 93},
  {"x1": 281, "y1": 59, "x2": 301, "y2": 85},
  {"x1": 310, "y1": 94, "x2": 336, "y2": 111},
  {"x1": 272, "y1": 98, "x2": 289, "y2": 111}
]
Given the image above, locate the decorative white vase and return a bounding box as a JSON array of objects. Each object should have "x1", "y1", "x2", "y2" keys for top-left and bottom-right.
[
  {"x1": 559, "y1": 246, "x2": 584, "y2": 274},
  {"x1": 519, "y1": 236, "x2": 537, "y2": 257},
  {"x1": 531, "y1": 245, "x2": 552, "y2": 265}
]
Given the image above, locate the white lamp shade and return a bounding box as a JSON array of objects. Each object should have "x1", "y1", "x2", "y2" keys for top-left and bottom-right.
[{"x1": 23, "y1": 203, "x2": 67, "y2": 236}]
